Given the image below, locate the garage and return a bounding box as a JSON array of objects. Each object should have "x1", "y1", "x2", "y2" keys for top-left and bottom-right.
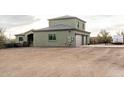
[
  {"x1": 83, "y1": 36, "x2": 86, "y2": 45},
  {"x1": 76, "y1": 35, "x2": 82, "y2": 46}
]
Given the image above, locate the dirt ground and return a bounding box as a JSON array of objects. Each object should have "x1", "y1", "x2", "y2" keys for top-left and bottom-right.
[{"x1": 1, "y1": 47, "x2": 124, "y2": 77}]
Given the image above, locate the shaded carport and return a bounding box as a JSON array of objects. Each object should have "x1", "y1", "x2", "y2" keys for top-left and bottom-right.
[{"x1": 27, "y1": 34, "x2": 33, "y2": 47}]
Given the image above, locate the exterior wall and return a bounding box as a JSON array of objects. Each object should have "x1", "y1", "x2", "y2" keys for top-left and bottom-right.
[
  {"x1": 16, "y1": 30, "x2": 90, "y2": 47},
  {"x1": 49, "y1": 19, "x2": 85, "y2": 31},
  {"x1": 49, "y1": 19, "x2": 76, "y2": 27},
  {"x1": 16, "y1": 35, "x2": 25, "y2": 43},
  {"x1": 33, "y1": 31, "x2": 75, "y2": 47},
  {"x1": 75, "y1": 19, "x2": 85, "y2": 31}
]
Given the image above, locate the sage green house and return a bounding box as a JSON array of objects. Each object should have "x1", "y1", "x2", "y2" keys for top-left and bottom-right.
[{"x1": 15, "y1": 15, "x2": 90, "y2": 47}]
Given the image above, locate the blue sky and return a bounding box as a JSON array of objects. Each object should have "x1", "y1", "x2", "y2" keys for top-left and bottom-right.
[{"x1": 1, "y1": 15, "x2": 124, "y2": 38}]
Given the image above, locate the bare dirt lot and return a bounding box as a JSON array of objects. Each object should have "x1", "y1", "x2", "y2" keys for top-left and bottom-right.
[{"x1": 1, "y1": 47, "x2": 124, "y2": 77}]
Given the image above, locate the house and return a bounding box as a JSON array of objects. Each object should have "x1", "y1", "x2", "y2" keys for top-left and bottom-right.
[{"x1": 15, "y1": 15, "x2": 91, "y2": 47}]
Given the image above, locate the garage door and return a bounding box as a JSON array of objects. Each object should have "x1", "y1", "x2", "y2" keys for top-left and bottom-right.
[
  {"x1": 83, "y1": 36, "x2": 86, "y2": 45},
  {"x1": 76, "y1": 35, "x2": 82, "y2": 46}
]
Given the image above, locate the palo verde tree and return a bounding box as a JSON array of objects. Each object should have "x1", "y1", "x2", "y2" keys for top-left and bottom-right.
[{"x1": 97, "y1": 29, "x2": 112, "y2": 44}]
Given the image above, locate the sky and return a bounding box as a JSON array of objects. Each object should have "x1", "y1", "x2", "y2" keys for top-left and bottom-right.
[
  {"x1": 1, "y1": 15, "x2": 124, "y2": 39},
  {"x1": 0, "y1": 0, "x2": 124, "y2": 93},
  {"x1": 0, "y1": 0, "x2": 124, "y2": 39}
]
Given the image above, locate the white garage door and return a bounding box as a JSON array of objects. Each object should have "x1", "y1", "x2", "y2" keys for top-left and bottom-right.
[
  {"x1": 83, "y1": 36, "x2": 86, "y2": 45},
  {"x1": 76, "y1": 35, "x2": 82, "y2": 46}
]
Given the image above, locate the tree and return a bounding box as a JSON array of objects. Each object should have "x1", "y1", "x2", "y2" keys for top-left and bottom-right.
[
  {"x1": 0, "y1": 27, "x2": 6, "y2": 48},
  {"x1": 116, "y1": 31, "x2": 124, "y2": 35},
  {"x1": 97, "y1": 30, "x2": 112, "y2": 44}
]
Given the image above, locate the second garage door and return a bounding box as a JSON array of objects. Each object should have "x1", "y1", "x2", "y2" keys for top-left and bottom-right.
[{"x1": 76, "y1": 35, "x2": 82, "y2": 46}]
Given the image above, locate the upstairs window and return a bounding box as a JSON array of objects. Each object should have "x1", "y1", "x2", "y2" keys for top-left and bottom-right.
[
  {"x1": 48, "y1": 34, "x2": 56, "y2": 40},
  {"x1": 77, "y1": 22, "x2": 79, "y2": 28},
  {"x1": 82, "y1": 24, "x2": 85, "y2": 29},
  {"x1": 19, "y1": 37, "x2": 23, "y2": 41}
]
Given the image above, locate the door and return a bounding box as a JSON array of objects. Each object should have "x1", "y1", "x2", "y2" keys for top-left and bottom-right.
[{"x1": 76, "y1": 35, "x2": 82, "y2": 46}]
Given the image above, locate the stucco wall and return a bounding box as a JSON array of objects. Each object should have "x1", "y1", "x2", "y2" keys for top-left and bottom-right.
[
  {"x1": 49, "y1": 19, "x2": 76, "y2": 27},
  {"x1": 75, "y1": 19, "x2": 85, "y2": 31},
  {"x1": 16, "y1": 30, "x2": 90, "y2": 47},
  {"x1": 16, "y1": 35, "x2": 25, "y2": 43},
  {"x1": 33, "y1": 31, "x2": 75, "y2": 47},
  {"x1": 49, "y1": 19, "x2": 85, "y2": 31}
]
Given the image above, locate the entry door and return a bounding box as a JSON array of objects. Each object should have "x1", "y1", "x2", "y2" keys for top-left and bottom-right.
[{"x1": 76, "y1": 35, "x2": 82, "y2": 46}]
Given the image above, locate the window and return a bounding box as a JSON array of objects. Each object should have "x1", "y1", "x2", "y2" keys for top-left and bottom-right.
[
  {"x1": 82, "y1": 24, "x2": 85, "y2": 29},
  {"x1": 19, "y1": 37, "x2": 23, "y2": 41},
  {"x1": 77, "y1": 22, "x2": 79, "y2": 28},
  {"x1": 49, "y1": 34, "x2": 52, "y2": 40},
  {"x1": 48, "y1": 34, "x2": 56, "y2": 40}
]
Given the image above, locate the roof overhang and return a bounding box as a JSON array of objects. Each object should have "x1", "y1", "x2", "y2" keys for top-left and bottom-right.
[
  {"x1": 15, "y1": 34, "x2": 25, "y2": 36},
  {"x1": 48, "y1": 16, "x2": 86, "y2": 23},
  {"x1": 34, "y1": 28, "x2": 90, "y2": 34},
  {"x1": 15, "y1": 29, "x2": 34, "y2": 36},
  {"x1": 49, "y1": 18, "x2": 86, "y2": 23}
]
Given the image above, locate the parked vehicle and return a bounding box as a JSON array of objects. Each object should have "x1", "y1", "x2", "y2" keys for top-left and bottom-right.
[
  {"x1": 4, "y1": 43, "x2": 23, "y2": 48},
  {"x1": 112, "y1": 35, "x2": 124, "y2": 44}
]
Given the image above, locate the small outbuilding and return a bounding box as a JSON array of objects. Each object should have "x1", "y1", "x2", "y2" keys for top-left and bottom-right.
[{"x1": 15, "y1": 15, "x2": 90, "y2": 47}]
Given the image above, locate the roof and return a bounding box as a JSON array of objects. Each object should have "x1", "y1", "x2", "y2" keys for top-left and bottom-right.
[
  {"x1": 48, "y1": 15, "x2": 86, "y2": 23},
  {"x1": 15, "y1": 33, "x2": 25, "y2": 36},
  {"x1": 34, "y1": 24, "x2": 90, "y2": 34},
  {"x1": 35, "y1": 24, "x2": 75, "y2": 31},
  {"x1": 15, "y1": 29, "x2": 34, "y2": 36}
]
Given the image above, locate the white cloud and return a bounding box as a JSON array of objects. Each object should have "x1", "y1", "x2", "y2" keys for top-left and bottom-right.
[
  {"x1": 83, "y1": 15, "x2": 124, "y2": 36},
  {"x1": 2, "y1": 15, "x2": 124, "y2": 39}
]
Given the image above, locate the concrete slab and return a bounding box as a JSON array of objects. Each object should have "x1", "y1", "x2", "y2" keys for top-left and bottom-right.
[{"x1": 82, "y1": 44, "x2": 124, "y2": 48}]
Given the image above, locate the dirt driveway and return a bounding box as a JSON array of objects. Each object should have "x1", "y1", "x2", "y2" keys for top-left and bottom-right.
[{"x1": 0, "y1": 47, "x2": 124, "y2": 77}]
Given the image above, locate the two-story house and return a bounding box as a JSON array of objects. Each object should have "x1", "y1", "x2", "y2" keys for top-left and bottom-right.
[{"x1": 15, "y1": 15, "x2": 91, "y2": 47}]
